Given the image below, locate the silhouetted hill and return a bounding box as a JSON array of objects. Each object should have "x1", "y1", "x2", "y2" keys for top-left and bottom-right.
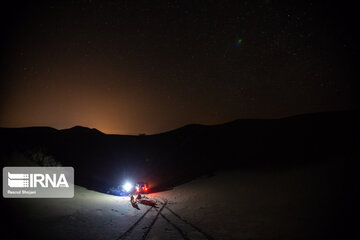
[
  {"x1": 1, "y1": 110, "x2": 359, "y2": 192},
  {"x1": 61, "y1": 125, "x2": 105, "y2": 135}
]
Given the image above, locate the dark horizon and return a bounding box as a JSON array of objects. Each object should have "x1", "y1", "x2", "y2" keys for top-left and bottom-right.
[{"x1": 1, "y1": 109, "x2": 358, "y2": 136}]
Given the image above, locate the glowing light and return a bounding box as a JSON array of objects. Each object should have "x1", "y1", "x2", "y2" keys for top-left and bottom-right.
[
  {"x1": 123, "y1": 182, "x2": 133, "y2": 192},
  {"x1": 236, "y1": 39, "x2": 242, "y2": 47}
]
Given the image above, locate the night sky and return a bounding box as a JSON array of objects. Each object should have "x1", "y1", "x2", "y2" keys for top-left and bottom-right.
[{"x1": 1, "y1": 0, "x2": 358, "y2": 134}]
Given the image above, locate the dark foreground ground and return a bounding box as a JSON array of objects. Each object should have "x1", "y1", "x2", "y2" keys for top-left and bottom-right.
[
  {"x1": 2, "y1": 159, "x2": 359, "y2": 240},
  {"x1": 1, "y1": 111, "x2": 359, "y2": 239}
]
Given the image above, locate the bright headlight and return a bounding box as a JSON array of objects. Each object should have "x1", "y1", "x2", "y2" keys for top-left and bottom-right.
[{"x1": 123, "y1": 182, "x2": 133, "y2": 192}]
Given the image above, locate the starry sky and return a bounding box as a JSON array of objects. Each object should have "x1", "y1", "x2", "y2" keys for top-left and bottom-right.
[{"x1": 0, "y1": 0, "x2": 358, "y2": 134}]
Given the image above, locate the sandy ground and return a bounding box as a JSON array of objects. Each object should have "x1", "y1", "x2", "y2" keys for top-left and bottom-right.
[
  {"x1": 3, "y1": 162, "x2": 348, "y2": 240},
  {"x1": 152, "y1": 163, "x2": 346, "y2": 240}
]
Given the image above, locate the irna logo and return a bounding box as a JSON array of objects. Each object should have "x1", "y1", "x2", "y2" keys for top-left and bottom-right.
[
  {"x1": 8, "y1": 172, "x2": 69, "y2": 188},
  {"x1": 3, "y1": 167, "x2": 74, "y2": 198}
]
